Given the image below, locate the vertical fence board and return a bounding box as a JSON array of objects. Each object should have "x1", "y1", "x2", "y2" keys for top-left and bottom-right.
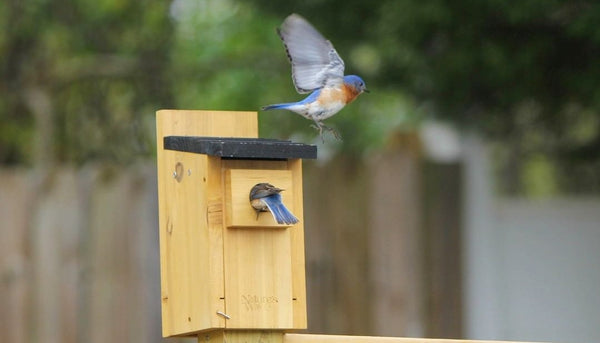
[
  {"x1": 87, "y1": 167, "x2": 144, "y2": 342},
  {"x1": 31, "y1": 169, "x2": 84, "y2": 343},
  {"x1": 0, "y1": 169, "x2": 34, "y2": 343},
  {"x1": 303, "y1": 157, "x2": 370, "y2": 335},
  {"x1": 133, "y1": 166, "x2": 163, "y2": 342},
  {"x1": 368, "y1": 148, "x2": 424, "y2": 337},
  {"x1": 423, "y1": 162, "x2": 463, "y2": 338}
]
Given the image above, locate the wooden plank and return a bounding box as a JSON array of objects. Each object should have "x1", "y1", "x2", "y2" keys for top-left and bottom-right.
[
  {"x1": 220, "y1": 159, "x2": 307, "y2": 329},
  {"x1": 285, "y1": 334, "x2": 536, "y2": 343},
  {"x1": 30, "y1": 169, "x2": 84, "y2": 343},
  {"x1": 288, "y1": 159, "x2": 308, "y2": 329},
  {"x1": 156, "y1": 110, "x2": 258, "y2": 145},
  {"x1": 422, "y1": 162, "x2": 463, "y2": 338},
  {"x1": 159, "y1": 151, "x2": 217, "y2": 335},
  {"x1": 206, "y1": 156, "x2": 227, "y2": 330},
  {"x1": 202, "y1": 330, "x2": 285, "y2": 343},
  {"x1": 302, "y1": 157, "x2": 371, "y2": 334},
  {"x1": 122, "y1": 164, "x2": 164, "y2": 342},
  {"x1": 156, "y1": 110, "x2": 258, "y2": 336},
  {"x1": 221, "y1": 160, "x2": 299, "y2": 329},
  {"x1": 87, "y1": 168, "x2": 145, "y2": 342},
  {"x1": 31, "y1": 176, "x2": 62, "y2": 343},
  {"x1": 223, "y1": 227, "x2": 293, "y2": 328},
  {"x1": 57, "y1": 170, "x2": 85, "y2": 343},
  {"x1": 0, "y1": 169, "x2": 34, "y2": 343},
  {"x1": 368, "y1": 147, "x2": 424, "y2": 337}
]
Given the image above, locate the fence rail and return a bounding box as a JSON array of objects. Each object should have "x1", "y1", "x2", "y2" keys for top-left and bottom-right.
[{"x1": 285, "y1": 334, "x2": 533, "y2": 343}]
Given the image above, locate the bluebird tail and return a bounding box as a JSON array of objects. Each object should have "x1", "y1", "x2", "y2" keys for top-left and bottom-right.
[
  {"x1": 262, "y1": 103, "x2": 294, "y2": 111},
  {"x1": 262, "y1": 89, "x2": 320, "y2": 112},
  {"x1": 262, "y1": 194, "x2": 299, "y2": 225}
]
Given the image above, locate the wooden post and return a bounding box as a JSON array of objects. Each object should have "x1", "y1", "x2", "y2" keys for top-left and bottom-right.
[{"x1": 156, "y1": 110, "x2": 313, "y2": 342}]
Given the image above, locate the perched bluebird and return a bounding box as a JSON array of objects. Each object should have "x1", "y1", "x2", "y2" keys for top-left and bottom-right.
[
  {"x1": 249, "y1": 183, "x2": 299, "y2": 225},
  {"x1": 262, "y1": 14, "x2": 369, "y2": 140}
]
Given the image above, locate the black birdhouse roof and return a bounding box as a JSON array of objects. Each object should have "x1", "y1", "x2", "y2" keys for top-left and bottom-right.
[{"x1": 163, "y1": 136, "x2": 317, "y2": 160}]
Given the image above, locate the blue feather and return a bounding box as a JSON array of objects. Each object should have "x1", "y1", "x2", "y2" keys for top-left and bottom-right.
[
  {"x1": 261, "y1": 89, "x2": 321, "y2": 111},
  {"x1": 262, "y1": 193, "x2": 299, "y2": 225}
]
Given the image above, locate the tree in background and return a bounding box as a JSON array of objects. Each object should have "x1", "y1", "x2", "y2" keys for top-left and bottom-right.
[
  {"x1": 0, "y1": 0, "x2": 173, "y2": 165},
  {"x1": 246, "y1": 0, "x2": 600, "y2": 194},
  {"x1": 2, "y1": 0, "x2": 599, "y2": 194}
]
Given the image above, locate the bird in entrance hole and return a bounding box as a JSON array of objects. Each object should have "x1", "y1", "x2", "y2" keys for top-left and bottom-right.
[{"x1": 249, "y1": 183, "x2": 299, "y2": 225}]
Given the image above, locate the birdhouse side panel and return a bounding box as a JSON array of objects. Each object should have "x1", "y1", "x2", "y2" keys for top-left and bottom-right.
[
  {"x1": 288, "y1": 158, "x2": 308, "y2": 329},
  {"x1": 158, "y1": 151, "x2": 225, "y2": 336}
]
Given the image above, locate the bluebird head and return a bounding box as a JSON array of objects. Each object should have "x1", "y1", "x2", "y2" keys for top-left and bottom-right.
[{"x1": 344, "y1": 75, "x2": 369, "y2": 94}]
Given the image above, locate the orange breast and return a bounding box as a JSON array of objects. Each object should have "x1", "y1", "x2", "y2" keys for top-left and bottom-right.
[
  {"x1": 317, "y1": 87, "x2": 346, "y2": 104},
  {"x1": 342, "y1": 84, "x2": 360, "y2": 104},
  {"x1": 317, "y1": 85, "x2": 360, "y2": 106}
]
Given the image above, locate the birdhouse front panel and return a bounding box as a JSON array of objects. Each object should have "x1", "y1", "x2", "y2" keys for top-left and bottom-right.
[
  {"x1": 220, "y1": 159, "x2": 306, "y2": 330},
  {"x1": 223, "y1": 226, "x2": 294, "y2": 328}
]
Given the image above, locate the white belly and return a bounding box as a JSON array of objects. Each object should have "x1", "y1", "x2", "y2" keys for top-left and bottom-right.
[{"x1": 286, "y1": 99, "x2": 345, "y2": 121}]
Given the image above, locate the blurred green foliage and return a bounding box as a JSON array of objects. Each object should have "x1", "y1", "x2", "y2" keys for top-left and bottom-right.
[
  {"x1": 1, "y1": 0, "x2": 599, "y2": 193},
  {"x1": 1, "y1": 0, "x2": 174, "y2": 164},
  {"x1": 248, "y1": 0, "x2": 600, "y2": 193}
]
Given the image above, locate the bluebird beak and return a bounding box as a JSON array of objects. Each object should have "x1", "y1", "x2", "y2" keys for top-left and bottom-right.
[{"x1": 363, "y1": 88, "x2": 370, "y2": 93}]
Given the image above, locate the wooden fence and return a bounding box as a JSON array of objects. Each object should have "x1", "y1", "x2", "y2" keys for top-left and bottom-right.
[
  {"x1": 0, "y1": 146, "x2": 462, "y2": 342},
  {"x1": 0, "y1": 164, "x2": 167, "y2": 343}
]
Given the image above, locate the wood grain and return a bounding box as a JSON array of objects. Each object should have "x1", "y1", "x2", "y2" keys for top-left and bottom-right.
[{"x1": 157, "y1": 110, "x2": 257, "y2": 336}]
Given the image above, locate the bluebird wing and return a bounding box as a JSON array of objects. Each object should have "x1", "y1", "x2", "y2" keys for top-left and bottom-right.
[
  {"x1": 278, "y1": 14, "x2": 345, "y2": 94},
  {"x1": 249, "y1": 183, "x2": 282, "y2": 200}
]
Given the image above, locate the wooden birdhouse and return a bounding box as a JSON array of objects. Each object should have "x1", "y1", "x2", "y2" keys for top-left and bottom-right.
[{"x1": 155, "y1": 110, "x2": 315, "y2": 337}]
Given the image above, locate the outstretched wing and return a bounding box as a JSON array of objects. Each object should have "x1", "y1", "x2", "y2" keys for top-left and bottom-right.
[{"x1": 278, "y1": 14, "x2": 345, "y2": 94}]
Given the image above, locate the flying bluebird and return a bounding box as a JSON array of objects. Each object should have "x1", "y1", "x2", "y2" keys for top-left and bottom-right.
[
  {"x1": 262, "y1": 14, "x2": 369, "y2": 140},
  {"x1": 249, "y1": 183, "x2": 299, "y2": 225}
]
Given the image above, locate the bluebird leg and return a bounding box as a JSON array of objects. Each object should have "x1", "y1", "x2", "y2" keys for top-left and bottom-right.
[
  {"x1": 324, "y1": 125, "x2": 342, "y2": 140},
  {"x1": 310, "y1": 122, "x2": 325, "y2": 142},
  {"x1": 310, "y1": 120, "x2": 342, "y2": 141}
]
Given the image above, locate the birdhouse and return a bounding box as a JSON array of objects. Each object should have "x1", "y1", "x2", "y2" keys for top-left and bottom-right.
[{"x1": 156, "y1": 110, "x2": 315, "y2": 337}]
